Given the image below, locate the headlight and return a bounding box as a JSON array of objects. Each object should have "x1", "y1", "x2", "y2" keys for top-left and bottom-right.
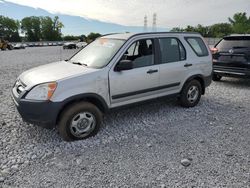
[{"x1": 25, "y1": 82, "x2": 57, "y2": 101}]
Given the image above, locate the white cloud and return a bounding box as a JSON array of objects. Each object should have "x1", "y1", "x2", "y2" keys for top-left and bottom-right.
[{"x1": 3, "y1": 0, "x2": 250, "y2": 27}]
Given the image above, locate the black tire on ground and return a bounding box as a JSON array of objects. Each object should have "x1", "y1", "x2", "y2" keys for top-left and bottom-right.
[
  {"x1": 58, "y1": 101, "x2": 103, "y2": 141},
  {"x1": 179, "y1": 79, "x2": 202, "y2": 108},
  {"x1": 212, "y1": 74, "x2": 222, "y2": 81}
]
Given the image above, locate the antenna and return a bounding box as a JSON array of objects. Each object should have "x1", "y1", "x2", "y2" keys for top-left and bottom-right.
[
  {"x1": 144, "y1": 15, "x2": 148, "y2": 32},
  {"x1": 152, "y1": 13, "x2": 157, "y2": 32}
]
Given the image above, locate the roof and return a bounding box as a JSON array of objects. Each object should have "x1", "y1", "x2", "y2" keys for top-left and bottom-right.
[
  {"x1": 101, "y1": 32, "x2": 200, "y2": 40},
  {"x1": 229, "y1": 34, "x2": 250, "y2": 37},
  {"x1": 101, "y1": 33, "x2": 134, "y2": 40}
]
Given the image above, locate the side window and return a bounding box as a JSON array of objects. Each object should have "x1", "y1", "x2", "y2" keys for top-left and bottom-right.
[
  {"x1": 159, "y1": 38, "x2": 186, "y2": 63},
  {"x1": 126, "y1": 42, "x2": 139, "y2": 56},
  {"x1": 179, "y1": 43, "x2": 186, "y2": 60},
  {"x1": 186, "y1": 37, "x2": 208, "y2": 57},
  {"x1": 122, "y1": 39, "x2": 154, "y2": 68}
]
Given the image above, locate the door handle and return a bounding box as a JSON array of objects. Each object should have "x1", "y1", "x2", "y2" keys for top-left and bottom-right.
[
  {"x1": 147, "y1": 69, "x2": 158, "y2": 74},
  {"x1": 184, "y1": 63, "x2": 193, "y2": 67}
]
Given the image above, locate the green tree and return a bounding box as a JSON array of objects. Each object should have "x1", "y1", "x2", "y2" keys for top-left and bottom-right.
[
  {"x1": 80, "y1": 34, "x2": 86, "y2": 42},
  {"x1": 210, "y1": 23, "x2": 233, "y2": 38},
  {"x1": 228, "y1": 12, "x2": 250, "y2": 33},
  {"x1": 170, "y1": 27, "x2": 184, "y2": 32},
  {"x1": 40, "y1": 16, "x2": 53, "y2": 41},
  {"x1": 170, "y1": 12, "x2": 250, "y2": 37},
  {"x1": 41, "y1": 16, "x2": 63, "y2": 41},
  {"x1": 185, "y1": 25, "x2": 195, "y2": 32},
  {"x1": 0, "y1": 15, "x2": 20, "y2": 42},
  {"x1": 21, "y1": 16, "x2": 63, "y2": 41},
  {"x1": 87, "y1": 32, "x2": 101, "y2": 42},
  {"x1": 52, "y1": 16, "x2": 64, "y2": 40},
  {"x1": 21, "y1": 16, "x2": 41, "y2": 41},
  {"x1": 63, "y1": 35, "x2": 80, "y2": 41},
  {"x1": 195, "y1": 24, "x2": 210, "y2": 37}
]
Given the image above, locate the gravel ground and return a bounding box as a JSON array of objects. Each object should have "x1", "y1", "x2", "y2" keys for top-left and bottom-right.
[{"x1": 0, "y1": 47, "x2": 250, "y2": 187}]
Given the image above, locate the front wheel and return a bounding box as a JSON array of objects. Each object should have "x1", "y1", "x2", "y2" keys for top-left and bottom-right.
[
  {"x1": 179, "y1": 80, "x2": 202, "y2": 108},
  {"x1": 58, "y1": 102, "x2": 103, "y2": 141}
]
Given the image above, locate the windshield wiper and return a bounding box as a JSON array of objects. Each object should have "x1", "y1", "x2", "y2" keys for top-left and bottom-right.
[{"x1": 71, "y1": 61, "x2": 88, "y2": 66}]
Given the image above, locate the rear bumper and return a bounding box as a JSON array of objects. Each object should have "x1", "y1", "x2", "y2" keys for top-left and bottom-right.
[
  {"x1": 11, "y1": 92, "x2": 62, "y2": 129},
  {"x1": 204, "y1": 75, "x2": 212, "y2": 87},
  {"x1": 213, "y1": 65, "x2": 250, "y2": 78}
]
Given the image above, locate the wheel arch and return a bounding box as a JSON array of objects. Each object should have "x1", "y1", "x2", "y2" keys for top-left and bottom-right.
[
  {"x1": 56, "y1": 93, "x2": 108, "y2": 125},
  {"x1": 183, "y1": 74, "x2": 206, "y2": 95}
]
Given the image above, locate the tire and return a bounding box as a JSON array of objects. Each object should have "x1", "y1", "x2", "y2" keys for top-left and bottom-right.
[
  {"x1": 212, "y1": 74, "x2": 222, "y2": 81},
  {"x1": 179, "y1": 79, "x2": 202, "y2": 108},
  {"x1": 58, "y1": 102, "x2": 103, "y2": 141}
]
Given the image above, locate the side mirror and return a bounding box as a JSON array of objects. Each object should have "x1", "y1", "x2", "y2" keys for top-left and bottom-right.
[{"x1": 115, "y1": 60, "x2": 133, "y2": 71}]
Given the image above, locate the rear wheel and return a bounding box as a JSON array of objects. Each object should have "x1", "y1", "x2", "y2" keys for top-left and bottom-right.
[
  {"x1": 58, "y1": 102, "x2": 103, "y2": 141},
  {"x1": 212, "y1": 74, "x2": 222, "y2": 81},
  {"x1": 179, "y1": 80, "x2": 202, "y2": 108}
]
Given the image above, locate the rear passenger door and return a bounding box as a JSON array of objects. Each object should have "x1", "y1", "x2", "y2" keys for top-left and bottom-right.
[{"x1": 157, "y1": 37, "x2": 189, "y2": 96}]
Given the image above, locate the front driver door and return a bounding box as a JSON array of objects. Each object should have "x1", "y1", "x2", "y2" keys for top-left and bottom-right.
[{"x1": 109, "y1": 38, "x2": 160, "y2": 107}]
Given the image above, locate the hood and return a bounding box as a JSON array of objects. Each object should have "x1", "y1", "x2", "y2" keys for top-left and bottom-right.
[{"x1": 19, "y1": 61, "x2": 98, "y2": 89}]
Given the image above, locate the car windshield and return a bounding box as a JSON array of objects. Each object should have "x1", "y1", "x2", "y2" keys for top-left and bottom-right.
[{"x1": 69, "y1": 38, "x2": 125, "y2": 68}]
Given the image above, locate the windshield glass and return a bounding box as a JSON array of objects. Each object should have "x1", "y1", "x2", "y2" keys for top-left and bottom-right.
[{"x1": 69, "y1": 38, "x2": 125, "y2": 68}]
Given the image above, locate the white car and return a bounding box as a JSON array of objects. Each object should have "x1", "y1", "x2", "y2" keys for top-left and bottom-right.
[
  {"x1": 13, "y1": 43, "x2": 25, "y2": 49},
  {"x1": 12, "y1": 32, "x2": 212, "y2": 141},
  {"x1": 76, "y1": 42, "x2": 88, "y2": 49}
]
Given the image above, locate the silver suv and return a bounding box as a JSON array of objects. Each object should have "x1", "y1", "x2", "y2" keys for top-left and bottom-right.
[{"x1": 12, "y1": 32, "x2": 212, "y2": 141}]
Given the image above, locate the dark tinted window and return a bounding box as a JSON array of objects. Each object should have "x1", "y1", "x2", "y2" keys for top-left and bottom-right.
[
  {"x1": 159, "y1": 38, "x2": 186, "y2": 63},
  {"x1": 216, "y1": 36, "x2": 250, "y2": 50},
  {"x1": 186, "y1": 37, "x2": 208, "y2": 56},
  {"x1": 122, "y1": 39, "x2": 154, "y2": 68}
]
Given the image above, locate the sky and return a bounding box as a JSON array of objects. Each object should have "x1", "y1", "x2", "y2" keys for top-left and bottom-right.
[
  {"x1": 2, "y1": 0, "x2": 250, "y2": 27},
  {"x1": 0, "y1": 0, "x2": 250, "y2": 35}
]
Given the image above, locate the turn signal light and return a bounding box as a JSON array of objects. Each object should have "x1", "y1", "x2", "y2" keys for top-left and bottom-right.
[{"x1": 47, "y1": 82, "x2": 57, "y2": 100}]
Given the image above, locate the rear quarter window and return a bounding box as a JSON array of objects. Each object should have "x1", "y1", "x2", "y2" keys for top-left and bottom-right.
[{"x1": 185, "y1": 37, "x2": 209, "y2": 57}]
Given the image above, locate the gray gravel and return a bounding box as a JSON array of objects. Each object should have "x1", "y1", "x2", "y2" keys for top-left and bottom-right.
[{"x1": 0, "y1": 47, "x2": 250, "y2": 187}]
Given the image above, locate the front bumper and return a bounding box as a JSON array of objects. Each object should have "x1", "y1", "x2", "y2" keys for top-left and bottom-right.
[{"x1": 11, "y1": 92, "x2": 62, "y2": 129}]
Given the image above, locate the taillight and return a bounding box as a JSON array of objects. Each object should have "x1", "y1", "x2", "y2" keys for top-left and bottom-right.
[{"x1": 210, "y1": 47, "x2": 218, "y2": 54}]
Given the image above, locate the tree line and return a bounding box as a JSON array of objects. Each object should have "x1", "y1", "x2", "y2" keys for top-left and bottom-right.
[
  {"x1": 0, "y1": 15, "x2": 64, "y2": 42},
  {"x1": 171, "y1": 12, "x2": 250, "y2": 38},
  {"x1": 0, "y1": 15, "x2": 102, "y2": 42}
]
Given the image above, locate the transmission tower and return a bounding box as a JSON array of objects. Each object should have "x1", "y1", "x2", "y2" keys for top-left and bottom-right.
[
  {"x1": 144, "y1": 15, "x2": 148, "y2": 32},
  {"x1": 152, "y1": 13, "x2": 157, "y2": 32}
]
